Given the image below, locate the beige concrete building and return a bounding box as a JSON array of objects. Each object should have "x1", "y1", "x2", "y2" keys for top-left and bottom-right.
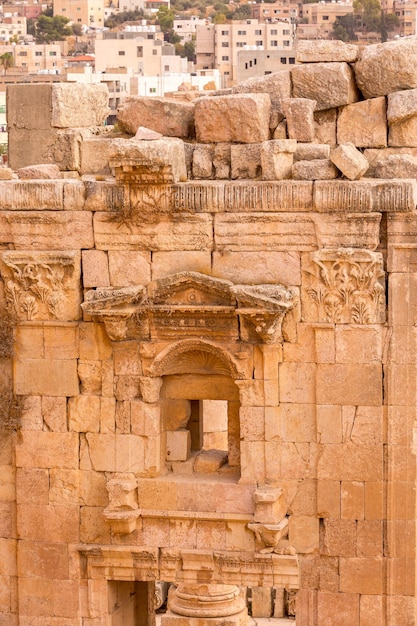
[
  {"x1": 394, "y1": 0, "x2": 417, "y2": 34},
  {"x1": 53, "y1": 0, "x2": 105, "y2": 28},
  {"x1": 301, "y1": 0, "x2": 354, "y2": 28},
  {"x1": 12, "y1": 43, "x2": 65, "y2": 73},
  {"x1": 236, "y1": 48, "x2": 295, "y2": 82},
  {"x1": 251, "y1": 1, "x2": 299, "y2": 22},
  {"x1": 196, "y1": 19, "x2": 295, "y2": 86},
  {"x1": 94, "y1": 31, "x2": 180, "y2": 77}
]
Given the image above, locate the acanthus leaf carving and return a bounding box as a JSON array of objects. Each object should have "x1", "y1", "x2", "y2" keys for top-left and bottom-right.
[
  {"x1": 302, "y1": 248, "x2": 385, "y2": 324},
  {"x1": 0, "y1": 251, "x2": 81, "y2": 321}
]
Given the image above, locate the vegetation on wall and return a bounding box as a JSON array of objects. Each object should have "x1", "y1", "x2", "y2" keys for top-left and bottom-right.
[{"x1": 0, "y1": 306, "x2": 22, "y2": 436}]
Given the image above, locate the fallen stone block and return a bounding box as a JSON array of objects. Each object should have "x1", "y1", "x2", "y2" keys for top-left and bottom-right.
[
  {"x1": 296, "y1": 40, "x2": 359, "y2": 63},
  {"x1": 387, "y1": 88, "x2": 417, "y2": 125},
  {"x1": 17, "y1": 164, "x2": 63, "y2": 180},
  {"x1": 261, "y1": 139, "x2": 297, "y2": 181},
  {"x1": 364, "y1": 147, "x2": 417, "y2": 175},
  {"x1": 109, "y1": 137, "x2": 187, "y2": 184},
  {"x1": 295, "y1": 143, "x2": 330, "y2": 161},
  {"x1": 231, "y1": 144, "x2": 261, "y2": 179},
  {"x1": 192, "y1": 144, "x2": 214, "y2": 179},
  {"x1": 366, "y1": 154, "x2": 417, "y2": 178},
  {"x1": 291, "y1": 62, "x2": 359, "y2": 111},
  {"x1": 195, "y1": 93, "x2": 271, "y2": 143},
  {"x1": 330, "y1": 143, "x2": 369, "y2": 180},
  {"x1": 117, "y1": 96, "x2": 195, "y2": 138},
  {"x1": 0, "y1": 167, "x2": 15, "y2": 180},
  {"x1": 337, "y1": 97, "x2": 387, "y2": 148},
  {"x1": 213, "y1": 143, "x2": 231, "y2": 179},
  {"x1": 388, "y1": 115, "x2": 417, "y2": 147},
  {"x1": 292, "y1": 159, "x2": 339, "y2": 180},
  {"x1": 231, "y1": 69, "x2": 291, "y2": 123},
  {"x1": 285, "y1": 98, "x2": 316, "y2": 142},
  {"x1": 314, "y1": 109, "x2": 337, "y2": 145},
  {"x1": 193, "y1": 449, "x2": 228, "y2": 473},
  {"x1": 355, "y1": 35, "x2": 417, "y2": 98}
]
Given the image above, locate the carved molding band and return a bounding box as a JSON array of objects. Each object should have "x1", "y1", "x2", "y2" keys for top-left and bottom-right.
[
  {"x1": 81, "y1": 271, "x2": 294, "y2": 344},
  {"x1": 302, "y1": 248, "x2": 385, "y2": 324}
]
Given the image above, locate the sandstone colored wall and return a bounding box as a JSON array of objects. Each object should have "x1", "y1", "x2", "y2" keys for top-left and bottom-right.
[{"x1": 1, "y1": 36, "x2": 417, "y2": 626}]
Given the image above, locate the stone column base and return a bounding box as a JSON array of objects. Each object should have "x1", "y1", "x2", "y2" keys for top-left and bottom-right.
[{"x1": 161, "y1": 607, "x2": 248, "y2": 626}]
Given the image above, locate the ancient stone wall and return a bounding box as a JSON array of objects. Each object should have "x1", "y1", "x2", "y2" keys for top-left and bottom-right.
[{"x1": 1, "y1": 36, "x2": 417, "y2": 626}]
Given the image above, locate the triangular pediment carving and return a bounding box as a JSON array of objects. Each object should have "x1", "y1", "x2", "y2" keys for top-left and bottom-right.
[{"x1": 81, "y1": 272, "x2": 294, "y2": 344}]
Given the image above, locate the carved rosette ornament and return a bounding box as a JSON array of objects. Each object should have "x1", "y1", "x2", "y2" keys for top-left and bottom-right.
[
  {"x1": 81, "y1": 272, "x2": 294, "y2": 344},
  {"x1": 0, "y1": 251, "x2": 81, "y2": 321},
  {"x1": 302, "y1": 248, "x2": 385, "y2": 324}
]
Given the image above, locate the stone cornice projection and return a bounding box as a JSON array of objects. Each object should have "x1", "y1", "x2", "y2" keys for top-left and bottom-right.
[{"x1": 81, "y1": 271, "x2": 294, "y2": 344}]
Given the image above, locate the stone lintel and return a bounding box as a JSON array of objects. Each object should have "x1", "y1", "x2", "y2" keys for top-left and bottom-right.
[{"x1": 314, "y1": 179, "x2": 417, "y2": 213}]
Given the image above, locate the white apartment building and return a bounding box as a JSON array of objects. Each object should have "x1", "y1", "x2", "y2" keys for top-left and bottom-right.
[
  {"x1": 0, "y1": 16, "x2": 27, "y2": 42},
  {"x1": 173, "y1": 16, "x2": 207, "y2": 43},
  {"x1": 94, "y1": 30, "x2": 183, "y2": 77},
  {"x1": 196, "y1": 19, "x2": 295, "y2": 87}
]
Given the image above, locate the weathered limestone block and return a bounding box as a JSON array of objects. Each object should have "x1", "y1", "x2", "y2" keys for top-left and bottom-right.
[
  {"x1": 231, "y1": 70, "x2": 292, "y2": 122},
  {"x1": 51, "y1": 83, "x2": 109, "y2": 128},
  {"x1": 291, "y1": 62, "x2": 359, "y2": 111},
  {"x1": 388, "y1": 115, "x2": 417, "y2": 147},
  {"x1": 15, "y1": 432, "x2": 79, "y2": 469},
  {"x1": 273, "y1": 120, "x2": 287, "y2": 139},
  {"x1": 364, "y1": 147, "x2": 417, "y2": 174},
  {"x1": 0, "y1": 251, "x2": 81, "y2": 321},
  {"x1": 337, "y1": 97, "x2": 387, "y2": 148},
  {"x1": 215, "y1": 212, "x2": 380, "y2": 251},
  {"x1": 195, "y1": 94, "x2": 271, "y2": 143},
  {"x1": 17, "y1": 164, "x2": 62, "y2": 180},
  {"x1": 109, "y1": 138, "x2": 187, "y2": 184},
  {"x1": 285, "y1": 98, "x2": 316, "y2": 142},
  {"x1": 231, "y1": 144, "x2": 261, "y2": 179},
  {"x1": 80, "y1": 135, "x2": 112, "y2": 175},
  {"x1": 82, "y1": 250, "x2": 110, "y2": 288},
  {"x1": 0, "y1": 211, "x2": 93, "y2": 250},
  {"x1": 14, "y1": 358, "x2": 79, "y2": 396},
  {"x1": 0, "y1": 167, "x2": 15, "y2": 180},
  {"x1": 295, "y1": 143, "x2": 330, "y2": 161},
  {"x1": 314, "y1": 108, "x2": 337, "y2": 145},
  {"x1": 387, "y1": 87, "x2": 417, "y2": 125},
  {"x1": 213, "y1": 143, "x2": 231, "y2": 179},
  {"x1": 292, "y1": 160, "x2": 339, "y2": 180},
  {"x1": 0, "y1": 180, "x2": 72, "y2": 211},
  {"x1": 117, "y1": 96, "x2": 195, "y2": 138},
  {"x1": 313, "y1": 179, "x2": 417, "y2": 212},
  {"x1": 166, "y1": 430, "x2": 191, "y2": 461},
  {"x1": 296, "y1": 39, "x2": 359, "y2": 63},
  {"x1": 302, "y1": 248, "x2": 385, "y2": 323},
  {"x1": 355, "y1": 35, "x2": 417, "y2": 98},
  {"x1": 261, "y1": 140, "x2": 297, "y2": 180},
  {"x1": 94, "y1": 212, "x2": 213, "y2": 251},
  {"x1": 192, "y1": 144, "x2": 214, "y2": 179},
  {"x1": 330, "y1": 143, "x2": 369, "y2": 180},
  {"x1": 68, "y1": 396, "x2": 100, "y2": 432},
  {"x1": 106, "y1": 473, "x2": 138, "y2": 510},
  {"x1": 369, "y1": 154, "x2": 417, "y2": 178},
  {"x1": 108, "y1": 250, "x2": 151, "y2": 286},
  {"x1": 8, "y1": 128, "x2": 82, "y2": 171},
  {"x1": 193, "y1": 449, "x2": 228, "y2": 473}
]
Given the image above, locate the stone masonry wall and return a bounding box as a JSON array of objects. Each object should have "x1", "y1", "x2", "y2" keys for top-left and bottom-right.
[{"x1": 1, "y1": 36, "x2": 417, "y2": 626}]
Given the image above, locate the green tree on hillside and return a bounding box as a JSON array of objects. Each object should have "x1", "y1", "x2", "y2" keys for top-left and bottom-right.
[
  {"x1": 35, "y1": 14, "x2": 72, "y2": 43},
  {"x1": 0, "y1": 52, "x2": 13, "y2": 75}
]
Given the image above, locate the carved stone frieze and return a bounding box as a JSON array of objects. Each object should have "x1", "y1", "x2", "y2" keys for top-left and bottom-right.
[
  {"x1": 302, "y1": 248, "x2": 385, "y2": 324},
  {"x1": 81, "y1": 271, "x2": 294, "y2": 344},
  {"x1": 0, "y1": 251, "x2": 81, "y2": 321}
]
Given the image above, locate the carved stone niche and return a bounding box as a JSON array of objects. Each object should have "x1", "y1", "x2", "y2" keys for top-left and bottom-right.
[
  {"x1": 302, "y1": 248, "x2": 386, "y2": 324},
  {"x1": 81, "y1": 271, "x2": 294, "y2": 344},
  {"x1": 0, "y1": 251, "x2": 81, "y2": 321}
]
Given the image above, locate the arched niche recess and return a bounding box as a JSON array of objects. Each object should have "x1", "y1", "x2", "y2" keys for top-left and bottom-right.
[{"x1": 81, "y1": 272, "x2": 295, "y2": 484}]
